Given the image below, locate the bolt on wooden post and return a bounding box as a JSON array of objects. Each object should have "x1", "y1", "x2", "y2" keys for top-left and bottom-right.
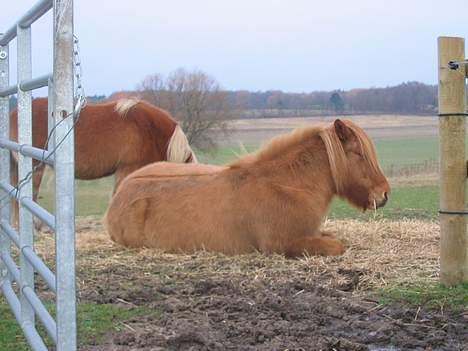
[{"x1": 437, "y1": 36, "x2": 468, "y2": 285}]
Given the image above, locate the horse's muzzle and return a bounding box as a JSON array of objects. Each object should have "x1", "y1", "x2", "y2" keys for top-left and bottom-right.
[{"x1": 375, "y1": 191, "x2": 388, "y2": 208}]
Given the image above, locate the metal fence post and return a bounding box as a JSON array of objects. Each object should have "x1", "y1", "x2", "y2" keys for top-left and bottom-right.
[
  {"x1": 53, "y1": 0, "x2": 76, "y2": 349},
  {"x1": 0, "y1": 1, "x2": 76, "y2": 349},
  {"x1": 17, "y1": 22, "x2": 36, "y2": 335},
  {"x1": 0, "y1": 43, "x2": 10, "y2": 288},
  {"x1": 48, "y1": 77, "x2": 55, "y2": 152}
]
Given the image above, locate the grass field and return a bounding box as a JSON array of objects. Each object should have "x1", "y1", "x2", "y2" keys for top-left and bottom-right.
[
  {"x1": 38, "y1": 135, "x2": 442, "y2": 220},
  {"x1": 199, "y1": 135, "x2": 440, "y2": 168},
  {"x1": 0, "y1": 301, "x2": 150, "y2": 351}
]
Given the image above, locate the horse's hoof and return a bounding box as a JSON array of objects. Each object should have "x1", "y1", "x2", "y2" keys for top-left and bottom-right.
[{"x1": 327, "y1": 239, "x2": 345, "y2": 256}]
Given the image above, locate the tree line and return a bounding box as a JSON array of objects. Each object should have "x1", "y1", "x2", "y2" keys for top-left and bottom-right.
[
  {"x1": 106, "y1": 79, "x2": 440, "y2": 120},
  {"x1": 111, "y1": 70, "x2": 441, "y2": 147},
  {"x1": 223, "y1": 81, "x2": 438, "y2": 117},
  {"x1": 7, "y1": 69, "x2": 442, "y2": 148}
]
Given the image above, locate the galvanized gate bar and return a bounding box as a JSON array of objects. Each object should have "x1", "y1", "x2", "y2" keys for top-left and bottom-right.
[
  {"x1": 47, "y1": 78, "x2": 54, "y2": 151},
  {"x1": 0, "y1": 0, "x2": 76, "y2": 350},
  {"x1": 1, "y1": 280, "x2": 20, "y2": 321},
  {"x1": 0, "y1": 252, "x2": 20, "y2": 282},
  {"x1": 0, "y1": 220, "x2": 19, "y2": 247},
  {"x1": 17, "y1": 19, "x2": 36, "y2": 341},
  {"x1": 53, "y1": 1, "x2": 77, "y2": 349},
  {"x1": 0, "y1": 39, "x2": 10, "y2": 303},
  {"x1": 20, "y1": 74, "x2": 52, "y2": 92},
  {"x1": 0, "y1": 180, "x2": 56, "y2": 230},
  {"x1": 21, "y1": 198, "x2": 56, "y2": 230},
  {"x1": 0, "y1": 0, "x2": 53, "y2": 46},
  {"x1": 23, "y1": 285, "x2": 57, "y2": 343},
  {"x1": 18, "y1": 0, "x2": 54, "y2": 29},
  {"x1": 0, "y1": 73, "x2": 51, "y2": 98},
  {"x1": 0, "y1": 138, "x2": 54, "y2": 165},
  {"x1": 0, "y1": 84, "x2": 17, "y2": 97},
  {"x1": 0, "y1": 179, "x2": 18, "y2": 199},
  {"x1": 1, "y1": 281, "x2": 48, "y2": 351},
  {"x1": 1, "y1": 214, "x2": 58, "y2": 290},
  {"x1": 22, "y1": 246, "x2": 57, "y2": 292},
  {"x1": 17, "y1": 145, "x2": 54, "y2": 165}
]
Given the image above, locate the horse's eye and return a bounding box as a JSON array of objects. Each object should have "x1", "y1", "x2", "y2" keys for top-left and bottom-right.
[{"x1": 350, "y1": 151, "x2": 363, "y2": 158}]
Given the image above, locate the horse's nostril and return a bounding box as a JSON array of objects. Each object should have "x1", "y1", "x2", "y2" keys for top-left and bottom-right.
[{"x1": 383, "y1": 192, "x2": 388, "y2": 201}]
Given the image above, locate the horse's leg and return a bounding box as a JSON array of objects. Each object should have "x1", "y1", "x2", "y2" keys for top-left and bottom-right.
[
  {"x1": 283, "y1": 232, "x2": 345, "y2": 257},
  {"x1": 32, "y1": 162, "x2": 46, "y2": 231}
]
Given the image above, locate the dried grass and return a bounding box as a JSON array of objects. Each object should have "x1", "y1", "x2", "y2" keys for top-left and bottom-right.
[{"x1": 34, "y1": 216, "x2": 440, "y2": 295}]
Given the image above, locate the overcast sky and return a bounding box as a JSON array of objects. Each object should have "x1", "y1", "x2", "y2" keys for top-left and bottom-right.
[{"x1": 1, "y1": 0, "x2": 468, "y2": 95}]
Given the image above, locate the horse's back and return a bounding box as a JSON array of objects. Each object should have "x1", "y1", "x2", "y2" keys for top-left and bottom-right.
[
  {"x1": 121, "y1": 162, "x2": 225, "y2": 182},
  {"x1": 105, "y1": 162, "x2": 256, "y2": 252}
]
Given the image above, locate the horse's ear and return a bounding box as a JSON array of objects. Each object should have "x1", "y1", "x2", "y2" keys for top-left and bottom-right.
[{"x1": 334, "y1": 119, "x2": 351, "y2": 142}]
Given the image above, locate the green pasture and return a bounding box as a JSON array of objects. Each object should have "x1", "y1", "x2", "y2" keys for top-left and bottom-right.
[
  {"x1": 374, "y1": 136, "x2": 438, "y2": 168},
  {"x1": 0, "y1": 300, "x2": 151, "y2": 351},
  {"x1": 38, "y1": 135, "x2": 442, "y2": 220},
  {"x1": 197, "y1": 136, "x2": 442, "y2": 168}
]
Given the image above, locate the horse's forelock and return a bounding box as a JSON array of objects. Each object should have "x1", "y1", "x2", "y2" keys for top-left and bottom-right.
[
  {"x1": 166, "y1": 125, "x2": 198, "y2": 163},
  {"x1": 345, "y1": 122, "x2": 383, "y2": 176},
  {"x1": 319, "y1": 126, "x2": 348, "y2": 194}
]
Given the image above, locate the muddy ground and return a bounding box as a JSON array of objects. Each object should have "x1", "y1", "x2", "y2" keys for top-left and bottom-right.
[
  {"x1": 82, "y1": 274, "x2": 467, "y2": 351},
  {"x1": 33, "y1": 218, "x2": 467, "y2": 351}
]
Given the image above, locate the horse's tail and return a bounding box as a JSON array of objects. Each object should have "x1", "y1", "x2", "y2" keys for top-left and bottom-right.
[{"x1": 166, "y1": 125, "x2": 198, "y2": 163}]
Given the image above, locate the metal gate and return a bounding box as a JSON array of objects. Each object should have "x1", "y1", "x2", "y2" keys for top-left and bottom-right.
[{"x1": 0, "y1": 0, "x2": 76, "y2": 350}]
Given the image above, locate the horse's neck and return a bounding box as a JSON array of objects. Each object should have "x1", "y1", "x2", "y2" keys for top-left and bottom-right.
[{"x1": 253, "y1": 140, "x2": 336, "y2": 200}]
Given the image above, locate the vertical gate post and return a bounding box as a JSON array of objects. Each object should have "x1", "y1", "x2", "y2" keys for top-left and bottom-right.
[
  {"x1": 0, "y1": 44, "x2": 10, "y2": 286},
  {"x1": 17, "y1": 22, "x2": 36, "y2": 333},
  {"x1": 438, "y1": 36, "x2": 468, "y2": 285},
  {"x1": 53, "y1": 0, "x2": 76, "y2": 349}
]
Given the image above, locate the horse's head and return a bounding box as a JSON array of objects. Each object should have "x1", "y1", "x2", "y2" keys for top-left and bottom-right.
[{"x1": 322, "y1": 119, "x2": 390, "y2": 210}]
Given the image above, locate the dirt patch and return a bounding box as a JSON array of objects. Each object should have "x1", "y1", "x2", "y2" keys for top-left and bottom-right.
[
  {"x1": 87, "y1": 283, "x2": 466, "y2": 351},
  {"x1": 33, "y1": 218, "x2": 467, "y2": 350},
  {"x1": 222, "y1": 115, "x2": 439, "y2": 144}
]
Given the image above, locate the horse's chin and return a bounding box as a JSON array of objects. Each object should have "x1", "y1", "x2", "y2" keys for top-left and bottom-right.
[
  {"x1": 353, "y1": 200, "x2": 376, "y2": 212},
  {"x1": 364, "y1": 198, "x2": 387, "y2": 211},
  {"x1": 346, "y1": 198, "x2": 371, "y2": 212}
]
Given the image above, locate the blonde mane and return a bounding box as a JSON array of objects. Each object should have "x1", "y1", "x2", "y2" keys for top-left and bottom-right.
[
  {"x1": 229, "y1": 127, "x2": 321, "y2": 167},
  {"x1": 230, "y1": 120, "x2": 382, "y2": 195},
  {"x1": 114, "y1": 98, "x2": 141, "y2": 117},
  {"x1": 166, "y1": 125, "x2": 198, "y2": 163},
  {"x1": 319, "y1": 126, "x2": 348, "y2": 194}
]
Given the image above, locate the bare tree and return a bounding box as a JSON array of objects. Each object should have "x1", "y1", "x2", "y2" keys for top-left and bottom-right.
[{"x1": 139, "y1": 68, "x2": 232, "y2": 149}]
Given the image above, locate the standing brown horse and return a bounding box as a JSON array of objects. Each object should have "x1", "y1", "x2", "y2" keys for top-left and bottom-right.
[
  {"x1": 105, "y1": 119, "x2": 390, "y2": 257},
  {"x1": 10, "y1": 97, "x2": 197, "y2": 224}
]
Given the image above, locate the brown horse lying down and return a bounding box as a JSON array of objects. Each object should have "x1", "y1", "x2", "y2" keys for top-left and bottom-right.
[
  {"x1": 9, "y1": 97, "x2": 197, "y2": 226},
  {"x1": 105, "y1": 119, "x2": 390, "y2": 257}
]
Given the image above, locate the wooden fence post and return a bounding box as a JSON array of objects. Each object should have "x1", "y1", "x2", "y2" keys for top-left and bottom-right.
[{"x1": 438, "y1": 36, "x2": 467, "y2": 285}]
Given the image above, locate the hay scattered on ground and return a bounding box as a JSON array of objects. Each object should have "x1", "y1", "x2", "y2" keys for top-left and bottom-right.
[{"x1": 35, "y1": 216, "x2": 440, "y2": 294}]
